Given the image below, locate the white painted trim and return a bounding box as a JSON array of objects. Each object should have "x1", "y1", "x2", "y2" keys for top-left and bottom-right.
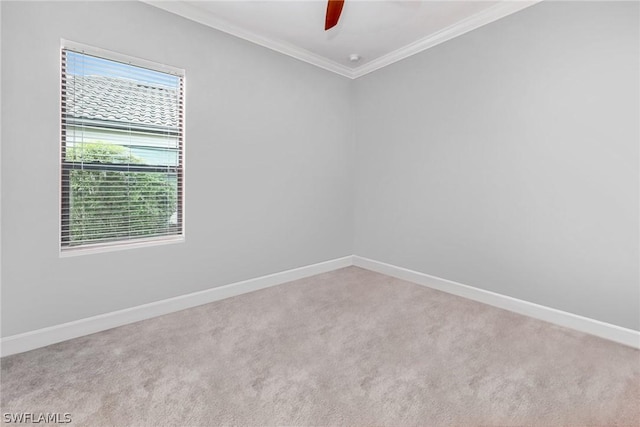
[
  {"x1": 140, "y1": 0, "x2": 541, "y2": 80},
  {"x1": 140, "y1": 0, "x2": 355, "y2": 79},
  {"x1": 4, "y1": 254, "x2": 637, "y2": 356},
  {"x1": 0, "y1": 256, "x2": 353, "y2": 357},
  {"x1": 351, "y1": 1, "x2": 541, "y2": 79},
  {"x1": 353, "y1": 256, "x2": 640, "y2": 349},
  {"x1": 62, "y1": 39, "x2": 185, "y2": 76},
  {"x1": 60, "y1": 236, "x2": 185, "y2": 258}
]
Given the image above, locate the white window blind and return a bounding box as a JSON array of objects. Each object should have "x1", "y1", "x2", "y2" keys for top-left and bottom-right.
[{"x1": 61, "y1": 43, "x2": 184, "y2": 252}]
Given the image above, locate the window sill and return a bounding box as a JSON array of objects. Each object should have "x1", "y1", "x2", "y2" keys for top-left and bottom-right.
[{"x1": 60, "y1": 235, "x2": 185, "y2": 258}]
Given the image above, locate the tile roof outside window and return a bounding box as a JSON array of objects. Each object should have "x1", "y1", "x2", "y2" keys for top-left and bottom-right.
[{"x1": 65, "y1": 75, "x2": 179, "y2": 129}]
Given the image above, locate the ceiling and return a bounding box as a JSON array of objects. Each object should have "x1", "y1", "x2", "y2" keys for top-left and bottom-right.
[{"x1": 143, "y1": 0, "x2": 539, "y2": 79}]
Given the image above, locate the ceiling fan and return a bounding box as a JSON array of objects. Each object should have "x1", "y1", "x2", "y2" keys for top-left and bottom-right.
[{"x1": 325, "y1": 0, "x2": 345, "y2": 30}]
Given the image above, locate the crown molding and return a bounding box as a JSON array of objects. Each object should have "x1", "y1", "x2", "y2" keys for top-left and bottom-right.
[
  {"x1": 140, "y1": 0, "x2": 355, "y2": 79},
  {"x1": 351, "y1": 1, "x2": 542, "y2": 78},
  {"x1": 141, "y1": 0, "x2": 541, "y2": 80}
]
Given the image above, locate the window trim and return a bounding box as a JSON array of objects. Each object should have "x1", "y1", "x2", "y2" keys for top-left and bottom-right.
[
  {"x1": 59, "y1": 235, "x2": 185, "y2": 258},
  {"x1": 61, "y1": 40, "x2": 184, "y2": 78},
  {"x1": 59, "y1": 40, "x2": 186, "y2": 256}
]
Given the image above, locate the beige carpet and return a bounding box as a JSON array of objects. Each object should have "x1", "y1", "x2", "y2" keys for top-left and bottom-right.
[{"x1": 1, "y1": 267, "x2": 639, "y2": 426}]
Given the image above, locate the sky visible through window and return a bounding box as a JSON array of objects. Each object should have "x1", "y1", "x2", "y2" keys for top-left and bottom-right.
[{"x1": 66, "y1": 51, "x2": 179, "y2": 88}]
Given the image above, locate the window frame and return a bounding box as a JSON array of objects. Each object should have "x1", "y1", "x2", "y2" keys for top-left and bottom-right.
[{"x1": 59, "y1": 40, "x2": 186, "y2": 256}]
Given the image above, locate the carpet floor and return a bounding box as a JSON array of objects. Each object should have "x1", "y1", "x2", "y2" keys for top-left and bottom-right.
[{"x1": 1, "y1": 267, "x2": 639, "y2": 426}]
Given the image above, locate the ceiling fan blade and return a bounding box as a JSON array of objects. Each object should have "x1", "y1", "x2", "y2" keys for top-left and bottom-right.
[{"x1": 325, "y1": 0, "x2": 345, "y2": 31}]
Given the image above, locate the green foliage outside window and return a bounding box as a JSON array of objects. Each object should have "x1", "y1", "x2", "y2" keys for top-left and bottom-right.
[{"x1": 66, "y1": 142, "x2": 177, "y2": 244}]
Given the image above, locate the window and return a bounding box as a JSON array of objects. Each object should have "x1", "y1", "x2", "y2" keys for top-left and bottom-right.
[{"x1": 61, "y1": 42, "x2": 184, "y2": 253}]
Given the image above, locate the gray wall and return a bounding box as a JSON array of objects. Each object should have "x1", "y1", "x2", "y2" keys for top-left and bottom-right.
[
  {"x1": 354, "y1": 1, "x2": 639, "y2": 330},
  {"x1": 1, "y1": 1, "x2": 353, "y2": 337},
  {"x1": 2, "y1": 1, "x2": 638, "y2": 338}
]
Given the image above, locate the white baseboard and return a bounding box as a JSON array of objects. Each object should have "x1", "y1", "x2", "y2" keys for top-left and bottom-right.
[
  {"x1": 0, "y1": 256, "x2": 353, "y2": 357},
  {"x1": 353, "y1": 256, "x2": 640, "y2": 349},
  {"x1": 4, "y1": 254, "x2": 637, "y2": 357}
]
